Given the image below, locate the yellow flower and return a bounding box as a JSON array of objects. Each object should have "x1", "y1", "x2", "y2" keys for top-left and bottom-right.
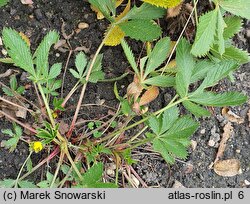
[{"x1": 33, "y1": 141, "x2": 43, "y2": 153}]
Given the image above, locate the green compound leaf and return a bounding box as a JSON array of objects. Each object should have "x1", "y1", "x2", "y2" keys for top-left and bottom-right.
[
  {"x1": 75, "y1": 52, "x2": 88, "y2": 76},
  {"x1": 2, "y1": 28, "x2": 36, "y2": 77},
  {"x1": 217, "y1": 9, "x2": 226, "y2": 55},
  {"x1": 0, "y1": 0, "x2": 8, "y2": 7},
  {"x1": 33, "y1": 30, "x2": 59, "y2": 78},
  {"x1": 190, "y1": 91, "x2": 248, "y2": 107},
  {"x1": 176, "y1": 38, "x2": 195, "y2": 97},
  {"x1": 123, "y1": 3, "x2": 165, "y2": 21},
  {"x1": 219, "y1": 0, "x2": 250, "y2": 19},
  {"x1": 119, "y1": 19, "x2": 162, "y2": 42},
  {"x1": 144, "y1": 37, "x2": 171, "y2": 77},
  {"x1": 223, "y1": 16, "x2": 242, "y2": 39},
  {"x1": 191, "y1": 10, "x2": 218, "y2": 57},
  {"x1": 183, "y1": 101, "x2": 211, "y2": 117},
  {"x1": 211, "y1": 46, "x2": 250, "y2": 64}
]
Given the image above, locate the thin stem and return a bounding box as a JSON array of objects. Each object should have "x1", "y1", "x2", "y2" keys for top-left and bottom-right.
[
  {"x1": 65, "y1": 150, "x2": 83, "y2": 180},
  {"x1": 67, "y1": 40, "x2": 105, "y2": 138},
  {"x1": 50, "y1": 151, "x2": 65, "y2": 188},
  {"x1": 161, "y1": 0, "x2": 199, "y2": 75},
  {"x1": 37, "y1": 83, "x2": 55, "y2": 127},
  {"x1": 98, "y1": 96, "x2": 186, "y2": 144},
  {"x1": 98, "y1": 72, "x2": 129, "y2": 82},
  {"x1": 19, "y1": 146, "x2": 60, "y2": 182},
  {"x1": 61, "y1": 50, "x2": 73, "y2": 98},
  {"x1": 14, "y1": 151, "x2": 33, "y2": 188},
  {"x1": 62, "y1": 82, "x2": 80, "y2": 107},
  {"x1": 193, "y1": 0, "x2": 199, "y2": 26}
]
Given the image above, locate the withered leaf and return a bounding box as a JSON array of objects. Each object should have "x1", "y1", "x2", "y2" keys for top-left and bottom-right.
[
  {"x1": 139, "y1": 86, "x2": 159, "y2": 106},
  {"x1": 214, "y1": 159, "x2": 241, "y2": 177}
]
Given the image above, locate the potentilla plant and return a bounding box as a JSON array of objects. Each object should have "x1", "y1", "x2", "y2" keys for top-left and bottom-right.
[{"x1": 0, "y1": 0, "x2": 249, "y2": 187}]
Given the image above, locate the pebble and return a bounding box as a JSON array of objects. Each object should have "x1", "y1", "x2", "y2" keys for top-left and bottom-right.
[
  {"x1": 244, "y1": 180, "x2": 250, "y2": 186},
  {"x1": 78, "y1": 22, "x2": 89, "y2": 29},
  {"x1": 0, "y1": 37, "x2": 2, "y2": 46},
  {"x1": 236, "y1": 149, "x2": 241, "y2": 153},
  {"x1": 200, "y1": 128, "x2": 206, "y2": 134},
  {"x1": 1, "y1": 49, "x2": 7, "y2": 56}
]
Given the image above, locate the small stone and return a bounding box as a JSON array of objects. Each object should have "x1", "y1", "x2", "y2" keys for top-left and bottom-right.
[
  {"x1": 106, "y1": 169, "x2": 115, "y2": 177},
  {"x1": 191, "y1": 140, "x2": 197, "y2": 151},
  {"x1": 56, "y1": 53, "x2": 60, "y2": 57},
  {"x1": 1, "y1": 49, "x2": 7, "y2": 56},
  {"x1": 208, "y1": 140, "x2": 215, "y2": 147},
  {"x1": 0, "y1": 37, "x2": 2, "y2": 46},
  {"x1": 78, "y1": 22, "x2": 89, "y2": 29},
  {"x1": 236, "y1": 149, "x2": 241, "y2": 153},
  {"x1": 200, "y1": 128, "x2": 206, "y2": 134},
  {"x1": 244, "y1": 180, "x2": 250, "y2": 186}
]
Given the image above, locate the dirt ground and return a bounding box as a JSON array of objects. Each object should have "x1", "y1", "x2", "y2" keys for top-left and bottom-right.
[{"x1": 0, "y1": 0, "x2": 250, "y2": 188}]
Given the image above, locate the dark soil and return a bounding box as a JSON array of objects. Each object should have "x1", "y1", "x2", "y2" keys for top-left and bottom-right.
[{"x1": 0, "y1": 0, "x2": 250, "y2": 188}]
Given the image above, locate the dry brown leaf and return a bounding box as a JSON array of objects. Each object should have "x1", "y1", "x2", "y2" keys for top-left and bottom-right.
[
  {"x1": 222, "y1": 107, "x2": 244, "y2": 124},
  {"x1": 166, "y1": 2, "x2": 183, "y2": 18},
  {"x1": 214, "y1": 159, "x2": 241, "y2": 177},
  {"x1": 214, "y1": 122, "x2": 233, "y2": 163},
  {"x1": 0, "y1": 69, "x2": 13, "y2": 78},
  {"x1": 59, "y1": 120, "x2": 69, "y2": 135},
  {"x1": 127, "y1": 81, "x2": 143, "y2": 102},
  {"x1": 139, "y1": 86, "x2": 159, "y2": 106},
  {"x1": 16, "y1": 107, "x2": 27, "y2": 119}
]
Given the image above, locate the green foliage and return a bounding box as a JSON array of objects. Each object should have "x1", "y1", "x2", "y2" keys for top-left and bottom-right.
[
  {"x1": 0, "y1": 179, "x2": 36, "y2": 188},
  {"x1": 119, "y1": 19, "x2": 162, "y2": 42},
  {"x1": 191, "y1": 10, "x2": 218, "y2": 56},
  {"x1": 37, "y1": 171, "x2": 60, "y2": 188},
  {"x1": 0, "y1": 0, "x2": 8, "y2": 7},
  {"x1": 176, "y1": 38, "x2": 195, "y2": 97},
  {"x1": 36, "y1": 122, "x2": 58, "y2": 144},
  {"x1": 70, "y1": 52, "x2": 104, "y2": 83},
  {"x1": 74, "y1": 163, "x2": 117, "y2": 188},
  {"x1": 223, "y1": 16, "x2": 242, "y2": 39},
  {"x1": 1, "y1": 123, "x2": 22, "y2": 152},
  {"x1": 2, "y1": 75, "x2": 25, "y2": 96},
  {"x1": 218, "y1": 0, "x2": 250, "y2": 19},
  {"x1": 147, "y1": 106, "x2": 199, "y2": 164}
]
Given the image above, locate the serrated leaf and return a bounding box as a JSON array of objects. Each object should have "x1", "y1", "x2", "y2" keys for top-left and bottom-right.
[
  {"x1": 176, "y1": 38, "x2": 195, "y2": 97},
  {"x1": 142, "y1": 0, "x2": 183, "y2": 8},
  {"x1": 75, "y1": 52, "x2": 87, "y2": 76},
  {"x1": 33, "y1": 30, "x2": 59, "y2": 78},
  {"x1": 0, "y1": 179, "x2": 15, "y2": 188},
  {"x1": 69, "y1": 69, "x2": 80, "y2": 79},
  {"x1": 104, "y1": 25, "x2": 125, "y2": 46},
  {"x1": 10, "y1": 75, "x2": 17, "y2": 90},
  {"x1": 183, "y1": 101, "x2": 211, "y2": 117},
  {"x1": 219, "y1": 0, "x2": 250, "y2": 19},
  {"x1": 195, "y1": 60, "x2": 238, "y2": 91},
  {"x1": 144, "y1": 37, "x2": 171, "y2": 77},
  {"x1": 161, "y1": 106, "x2": 179, "y2": 134},
  {"x1": 211, "y1": 45, "x2": 250, "y2": 64},
  {"x1": 88, "y1": 0, "x2": 116, "y2": 22},
  {"x1": 119, "y1": 19, "x2": 162, "y2": 42},
  {"x1": 191, "y1": 10, "x2": 218, "y2": 56},
  {"x1": 153, "y1": 139, "x2": 175, "y2": 164},
  {"x1": 163, "y1": 116, "x2": 199, "y2": 139},
  {"x1": 2, "y1": 28, "x2": 36, "y2": 77},
  {"x1": 123, "y1": 3, "x2": 165, "y2": 21},
  {"x1": 121, "y1": 40, "x2": 139, "y2": 74},
  {"x1": 164, "y1": 139, "x2": 188, "y2": 159},
  {"x1": 143, "y1": 75, "x2": 175, "y2": 87},
  {"x1": 82, "y1": 162, "x2": 103, "y2": 185},
  {"x1": 3, "y1": 137, "x2": 19, "y2": 152},
  {"x1": 217, "y1": 9, "x2": 226, "y2": 55},
  {"x1": 89, "y1": 71, "x2": 104, "y2": 83},
  {"x1": 191, "y1": 60, "x2": 215, "y2": 83},
  {"x1": 190, "y1": 91, "x2": 247, "y2": 107},
  {"x1": 48, "y1": 63, "x2": 62, "y2": 79},
  {"x1": 223, "y1": 16, "x2": 242, "y2": 39},
  {"x1": 148, "y1": 116, "x2": 161, "y2": 135},
  {"x1": 37, "y1": 180, "x2": 50, "y2": 188},
  {"x1": 18, "y1": 180, "x2": 37, "y2": 188},
  {"x1": 0, "y1": 0, "x2": 9, "y2": 7}
]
